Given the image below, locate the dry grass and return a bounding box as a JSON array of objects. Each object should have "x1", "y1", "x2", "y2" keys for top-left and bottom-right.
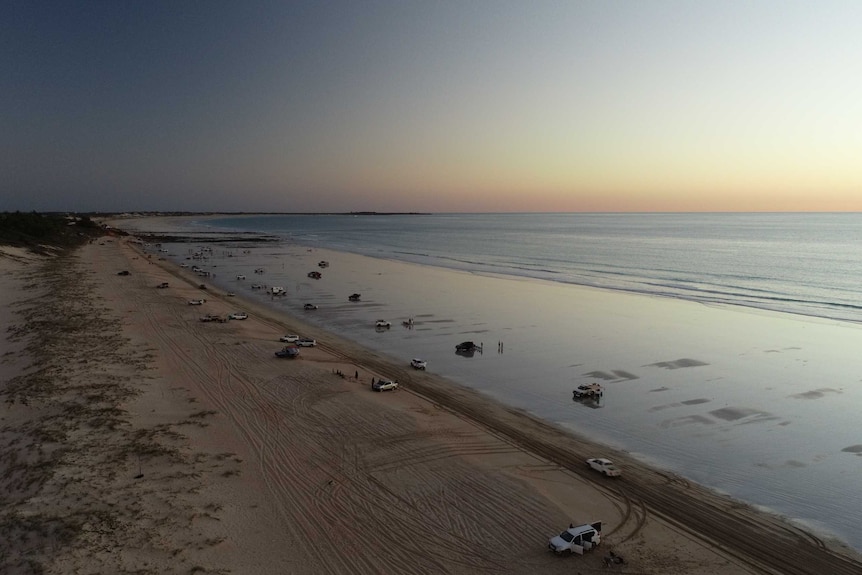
[{"x1": 0, "y1": 251, "x2": 236, "y2": 574}]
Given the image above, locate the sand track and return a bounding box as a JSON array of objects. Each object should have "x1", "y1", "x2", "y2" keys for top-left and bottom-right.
[
  {"x1": 201, "y1": 281, "x2": 862, "y2": 573},
  {"x1": 394, "y1": 373, "x2": 862, "y2": 575},
  {"x1": 124, "y1": 239, "x2": 862, "y2": 574},
  {"x1": 103, "y1": 246, "x2": 585, "y2": 574},
  {"x1": 6, "y1": 237, "x2": 854, "y2": 574}
]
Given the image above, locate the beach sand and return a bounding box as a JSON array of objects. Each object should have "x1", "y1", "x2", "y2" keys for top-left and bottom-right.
[{"x1": 1, "y1": 236, "x2": 860, "y2": 574}]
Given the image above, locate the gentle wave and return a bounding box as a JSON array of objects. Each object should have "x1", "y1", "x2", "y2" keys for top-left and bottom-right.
[{"x1": 203, "y1": 213, "x2": 862, "y2": 325}]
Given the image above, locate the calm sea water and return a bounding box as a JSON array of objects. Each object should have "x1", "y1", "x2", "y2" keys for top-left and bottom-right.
[
  {"x1": 201, "y1": 213, "x2": 862, "y2": 324},
  {"x1": 174, "y1": 213, "x2": 862, "y2": 552}
]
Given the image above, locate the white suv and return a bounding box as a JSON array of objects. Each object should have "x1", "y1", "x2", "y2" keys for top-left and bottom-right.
[
  {"x1": 586, "y1": 458, "x2": 622, "y2": 477},
  {"x1": 548, "y1": 522, "x2": 602, "y2": 555}
]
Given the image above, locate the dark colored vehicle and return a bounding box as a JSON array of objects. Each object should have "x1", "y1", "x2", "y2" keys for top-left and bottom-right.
[
  {"x1": 455, "y1": 341, "x2": 480, "y2": 352},
  {"x1": 275, "y1": 346, "x2": 300, "y2": 358}
]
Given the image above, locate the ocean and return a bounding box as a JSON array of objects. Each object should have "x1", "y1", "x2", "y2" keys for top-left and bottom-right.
[
  {"x1": 200, "y1": 212, "x2": 862, "y2": 324},
  {"x1": 151, "y1": 212, "x2": 862, "y2": 552}
]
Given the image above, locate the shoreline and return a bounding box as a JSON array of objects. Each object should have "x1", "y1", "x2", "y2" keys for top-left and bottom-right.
[
  {"x1": 3, "y1": 233, "x2": 861, "y2": 573},
  {"x1": 120, "y1": 213, "x2": 862, "y2": 328},
  {"x1": 117, "y1": 216, "x2": 862, "y2": 553},
  {"x1": 116, "y1": 226, "x2": 856, "y2": 572},
  {"x1": 142, "y1": 221, "x2": 862, "y2": 550}
]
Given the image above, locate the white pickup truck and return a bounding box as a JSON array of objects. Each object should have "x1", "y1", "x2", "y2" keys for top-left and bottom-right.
[{"x1": 548, "y1": 522, "x2": 602, "y2": 555}]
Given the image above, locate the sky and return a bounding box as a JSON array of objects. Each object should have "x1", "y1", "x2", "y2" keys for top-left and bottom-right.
[{"x1": 3, "y1": 1, "x2": 862, "y2": 213}]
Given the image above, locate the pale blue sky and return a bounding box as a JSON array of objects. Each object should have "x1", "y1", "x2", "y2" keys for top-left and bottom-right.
[{"x1": 3, "y1": 1, "x2": 862, "y2": 212}]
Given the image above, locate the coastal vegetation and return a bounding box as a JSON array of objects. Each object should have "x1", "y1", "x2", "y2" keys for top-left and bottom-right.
[
  {"x1": 0, "y1": 212, "x2": 104, "y2": 252},
  {"x1": 0, "y1": 237, "x2": 234, "y2": 573}
]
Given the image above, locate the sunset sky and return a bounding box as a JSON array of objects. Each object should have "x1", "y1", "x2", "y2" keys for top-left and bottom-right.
[{"x1": 3, "y1": 1, "x2": 862, "y2": 213}]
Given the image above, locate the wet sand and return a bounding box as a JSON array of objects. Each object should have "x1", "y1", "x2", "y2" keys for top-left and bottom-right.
[
  {"x1": 1, "y1": 235, "x2": 861, "y2": 574},
  {"x1": 148, "y1": 228, "x2": 862, "y2": 550}
]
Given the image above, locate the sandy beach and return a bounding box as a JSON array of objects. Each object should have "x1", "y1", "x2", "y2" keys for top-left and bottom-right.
[{"x1": 2, "y1": 233, "x2": 862, "y2": 574}]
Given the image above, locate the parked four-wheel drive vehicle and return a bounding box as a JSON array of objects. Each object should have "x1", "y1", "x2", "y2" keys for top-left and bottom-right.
[
  {"x1": 455, "y1": 341, "x2": 480, "y2": 352},
  {"x1": 372, "y1": 379, "x2": 398, "y2": 392},
  {"x1": 275, "y1": 346, "x2": 299, "y2": 358},
  {"x1": 548, "y1": 522, "x2": 602, "y2": 555},
  {"x1": 586, "y1": 458, "x2": 622, "y2": 477},
  {"x1": 573, "y1": 383, "x2": 603, "y2": 399}
]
